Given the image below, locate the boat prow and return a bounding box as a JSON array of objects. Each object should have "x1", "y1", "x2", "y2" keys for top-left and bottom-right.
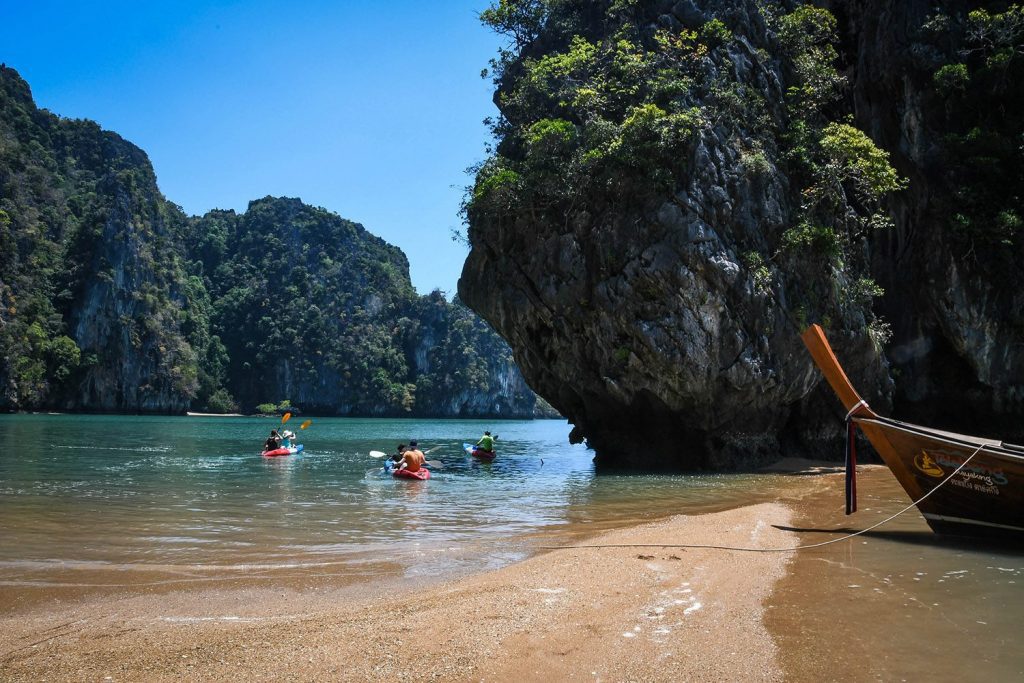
[{"x1": 803, "y1": 324, "x2": 1024, "y2": 541}]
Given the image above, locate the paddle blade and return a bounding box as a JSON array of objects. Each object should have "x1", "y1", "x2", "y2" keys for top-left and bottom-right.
[
  {"x1": 300, "y1": 419, "x2": 313, "y2": 430},
  {"x1": 369, "y1": 450, "x2": 387, "y2": 458},
  {"x1": 424, "y1": 445, "x2": 443, "y2": 454},
  {"x1": 281, "y1": 412, "x2": 292, "y2": 425},
  {"x1": 424, "y1": 460, "x2": 443, "y2": 469}
]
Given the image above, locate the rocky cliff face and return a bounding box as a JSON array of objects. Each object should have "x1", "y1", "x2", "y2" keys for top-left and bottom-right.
[
  {"x1": 0, "y1": 65, "x2": 197, "y2": 413},
  {"x1": 407, "y1": 291, "x2": 543, "y2": 417},
  {"x1": 824, "y1": 0, "x2": 1024, "y2": 435},
  {"x1": 190, "y1": 197, "x2": 545, "y2": 418},
  {"x1": 68, "y1": 177, "x2": 196, "y2": 412},
  {"x1": 462, "y1": 0, "x2": 1021, "y2": 468},
  {"x1": 1, "y1": 66, "x2": 545, "y2": 418}
]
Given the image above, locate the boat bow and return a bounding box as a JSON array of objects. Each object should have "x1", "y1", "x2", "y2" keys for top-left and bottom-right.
[{"x1": 802, "y1": 324, "x2": 1024, "y2": 540}]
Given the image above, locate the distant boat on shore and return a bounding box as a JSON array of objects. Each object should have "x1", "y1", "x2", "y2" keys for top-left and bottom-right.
[
  {"x1": 802, "y1": 324, "x2": 1024, "y2": 541},
  {"x1": 186, "y1": 411, "x2": 245, "y2": 417}
]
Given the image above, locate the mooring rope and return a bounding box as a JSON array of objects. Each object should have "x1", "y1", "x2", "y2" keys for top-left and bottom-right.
[{"x1": 536, "y1": 443, "x2": 988, "y2": 553}]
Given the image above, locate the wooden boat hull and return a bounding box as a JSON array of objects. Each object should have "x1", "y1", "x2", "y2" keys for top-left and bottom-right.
[
  {"x1": 856, "y1": 417, "x2": 1024, "y2": 538},
  {"x1": 802, "y1": 324, "x2": 1024, "y2": 540}
]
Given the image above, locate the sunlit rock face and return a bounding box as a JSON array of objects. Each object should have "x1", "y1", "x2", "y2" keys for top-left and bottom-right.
[
  {"x1": 0, "y1": 66, "x2": 546, "y2": 418},
  {"x1": 0, "y1": 65, "x2": 198, "y2": 413},
  {"x1": 189, "y1": 199, "x2": 545, "y2": 419},
  {"x1": 68, "y1": 175, "x2": 195, "y2": 413},
  {"x1": 462, "y1": 0, "x2": 1023, "y2": 469}
]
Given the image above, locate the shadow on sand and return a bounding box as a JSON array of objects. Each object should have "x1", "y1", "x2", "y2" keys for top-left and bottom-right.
[{"x1": 772, "y1": 524, "x2": 1024, "y2": 555}]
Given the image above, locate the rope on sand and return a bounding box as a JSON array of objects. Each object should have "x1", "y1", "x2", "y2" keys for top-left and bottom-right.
[{"x1": 537, "y1": 444, "x2": 987, "y2": 553}]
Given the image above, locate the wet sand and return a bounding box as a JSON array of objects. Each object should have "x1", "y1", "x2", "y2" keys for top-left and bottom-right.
[
  {"x1": 767, "y1": 464, "x2": 1024, "y2": 682},
  {"x1": 16, "y1": 458, "x2": 962, "y2": 683},
  {"x1": 1, "y1": 496, "x2": 807, "y2": 681},
  {"x1": 4, "y1": 459, "x2": 1018, "y2": 681}
]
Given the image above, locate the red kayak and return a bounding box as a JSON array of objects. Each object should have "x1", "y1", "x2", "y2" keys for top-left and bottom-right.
[
  {"x1": 464, "y1": 443, "x2": 495, "y2": 461},
  {"x1": 262, "y1": 445, "x2": 304, "y2": 457},
  {"x1": 393, "y1": 467, "x2": 430, "y2": 480}
]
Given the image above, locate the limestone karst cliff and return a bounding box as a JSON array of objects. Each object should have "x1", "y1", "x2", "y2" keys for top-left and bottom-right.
[
  {"x1": 0, "y1": 65, "x2": 545, "y2": 418},
  {"x1": 461, "y1": 0, "x2": 1023, "y2": 468},
  {"x1": 188, "y1": 198, "x2": 543, "y2": 417},
  {"x1": 822, "y1": 0, "x2": 1024, "y2": 435},
  {"x1": 0, "y1": 64, "x2": 198, "y2": 412}
]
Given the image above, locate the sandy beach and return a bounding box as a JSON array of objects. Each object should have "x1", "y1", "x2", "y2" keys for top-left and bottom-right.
[
  {"x1": 19, "y1": 462, "x2": 1010, "y2": 682},
  {"x1": 6, "y1": 455, "x2": 1019, "y2": 682},
  {"x1": 1, "y1": 497, "x2": 806, "y2": 682}
]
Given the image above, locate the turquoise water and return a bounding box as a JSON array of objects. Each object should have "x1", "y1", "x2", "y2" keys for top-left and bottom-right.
[
  {"x1": 0, "y1": 415, "x2": 779, "y2": 596},
  {"x1": 3, "y1": 415, "x2": 1023, "y2": 678}
]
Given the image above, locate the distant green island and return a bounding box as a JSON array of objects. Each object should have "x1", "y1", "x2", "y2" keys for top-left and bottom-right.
[{"x1": 0, "y1": 65, "x2": 552, "y2": 418}]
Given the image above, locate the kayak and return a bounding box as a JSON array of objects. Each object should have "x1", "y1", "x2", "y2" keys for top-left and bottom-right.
[
  {"x1": 464, "y1": 443, "x2": 496, "y2": 461},
  {"x1": 393, "y1": 467, "x2": 430, "y2": 480},
  {"x1": 262, "y1": 446, "x2": 301, "y2": 456}
]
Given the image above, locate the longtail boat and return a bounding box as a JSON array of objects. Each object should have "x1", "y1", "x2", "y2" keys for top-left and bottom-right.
[{"x1": 802, "y1": 324, "x2": 1024, "y2": 540}]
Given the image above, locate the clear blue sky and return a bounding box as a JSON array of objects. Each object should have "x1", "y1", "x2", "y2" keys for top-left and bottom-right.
[{"x1": 3, "y1": 0, "x2": 503, "y2": 296}]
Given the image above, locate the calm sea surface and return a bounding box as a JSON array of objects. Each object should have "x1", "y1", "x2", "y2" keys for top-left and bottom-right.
[
  {"x1": 1, "y1": 414, "x2": 1022, "y2": 678},
  {"x1": 0, "y1": 415, "x2": 780, "y2": 593},
  {"x1": 774, "y1": 468, "x2": 1024, "y2": 680}
]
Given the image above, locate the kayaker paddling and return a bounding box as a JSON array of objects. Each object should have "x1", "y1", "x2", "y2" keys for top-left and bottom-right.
[
  {"x1": 474, "y1": 430, "x2": 496, "y2": 455},
  {"x1": 383, "y1": 444, "x2": 407, "y2": 473},
  {"x1": 260, "y1": 416, "x2": 309, "y2": 457},
  {"x1": 264, "y1": 429, "x2": 282, "y2": 452},
  {"x1": 395, "y1": 440, "x2": 426, "y2": 474},
  {"x1": 465, "y1": 431, "x2": 498, "y2": 461}
]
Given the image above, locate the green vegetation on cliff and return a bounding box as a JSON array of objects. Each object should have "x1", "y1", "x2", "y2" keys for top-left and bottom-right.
[
  {"x1": 0, "y1": 65, "x2": 198, "y2": 410},
  {"x1": 919, "y1": 5, "x2": 1024, "y2": 261},
  {"x1": 186, "y1": 198, "x2": 540, "y2": 416},
  {"x1": 0, "y1": 65, "x2": 545, "y2": 417},
  {"x1": 468, "y1": 1, "x2": 904, "y2": 341},
  {"x1": 458, "y1": 0, "x2": 918, "y2": 466}
]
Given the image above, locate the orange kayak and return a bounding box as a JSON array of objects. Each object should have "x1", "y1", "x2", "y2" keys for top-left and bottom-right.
[{"x1": 393, "y1": 467, "x2": 430, "y2": 480}]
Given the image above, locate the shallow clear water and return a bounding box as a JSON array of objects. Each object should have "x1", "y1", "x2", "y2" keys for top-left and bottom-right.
[
  {"x1": 774, "y1": 469, "x2": 1024, "y2": 680},
  {"x1": 0, "y1": 415, "x2": 782, "y2": 592},
  {"x1": 3, "y1": 415, "x2": 1023, "y2": 678}
]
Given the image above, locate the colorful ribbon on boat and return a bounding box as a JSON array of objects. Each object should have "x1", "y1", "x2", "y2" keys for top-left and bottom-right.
[{"x1": 845, "y1": 418, "x2": 858, "y2": 514}]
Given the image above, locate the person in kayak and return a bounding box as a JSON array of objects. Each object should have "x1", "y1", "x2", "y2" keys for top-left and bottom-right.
[
  {"x1": 281, "y1": 430, "x2": 296, "y2": 448},
  {"x1": 264, "y1": 430, "x2": 282, "y2": 452},
  {"x1": 383, "y1": 444, "x2": 406, "y2": 473},
  {"x1": 395, "y1": 440, "x2": 425, "y2": 473},
  {"x1": 475, "y1": 430, "x2": 496, "y2": 454}
]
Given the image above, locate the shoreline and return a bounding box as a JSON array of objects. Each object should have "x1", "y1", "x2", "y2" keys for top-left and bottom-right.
[
  {"x1": 0, "y1": 499, "x2": 806, "y2": 681},
  {"x1": 186, "y1": 412, "x2": 246, "y2": 417},
  {"x1": 2, "y1": 460, "x2": 1015, "y2": 680}
]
